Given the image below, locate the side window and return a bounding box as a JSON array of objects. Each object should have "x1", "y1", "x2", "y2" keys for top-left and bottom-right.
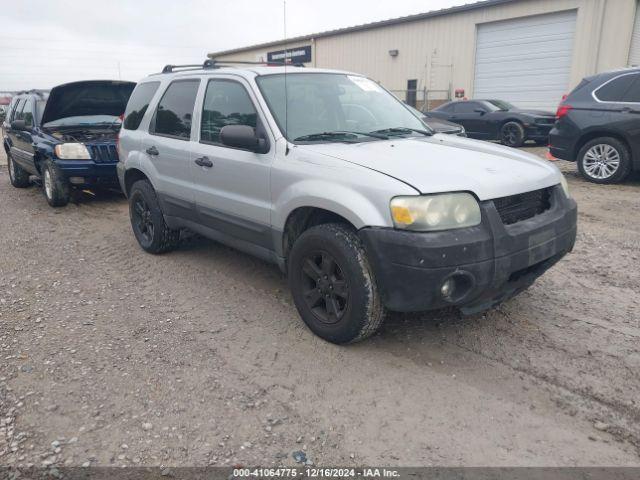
[
  {"x1": 151, "y1": 80, "x2": 199, "y2": 139},
  {"x1": 123, "y1": 81, "x2": 161, "y2": 130},
  {"x1": 621, "y1": 76, "x2": 640, "y2": 103},
  {"x1": 201, "y1": 80, "x2": 257, "y2": 144},
  {"x1": 437, "y1": 103, "x2": 453, "y2": 112},
  {"x1": 595, "y1": 74, "x2": 637, "y2": 102},
  {"x1": 454, "y1": 102, "x2": 478, "y2": 114},
  {"x1": 22, "y1": 100, "x2": 33, "y2": 127}
]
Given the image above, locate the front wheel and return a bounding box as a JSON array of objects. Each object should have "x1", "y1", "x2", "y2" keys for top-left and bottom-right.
[
  {"x1": 129, "y1": 179, "x2": 180, "y2": 254},
  {"x1": 7, "y1": 152, "x2": 31, "y2": 188},
  {"x1": 577, "y1": 137, "x2": 632, "y2": 184},
  {"x1": 42, "y1": 160, "x2": 70, "y2": 207},
  {"x1": 501, "y1": 121, "x2": 525, "y2": 147},
  {"x1": 288, "y1": 223, "x2": 385, "y2": 344}
]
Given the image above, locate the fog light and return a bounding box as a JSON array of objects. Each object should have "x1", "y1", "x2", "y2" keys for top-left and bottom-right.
[
  {"x1": 69, "y1": 177, "x2": 85, "y2": 185},
  {"x1": 440, "y1": 278, "x2": 455, "y2": 299}
]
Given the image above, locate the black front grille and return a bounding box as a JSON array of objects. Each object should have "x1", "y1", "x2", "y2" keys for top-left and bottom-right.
[
  {"x1": 493, "y1": 187, "x2": 552, "y2": 225},
  {"x1": 88, "y1": 144, "x2": 118, "y2": 163}
]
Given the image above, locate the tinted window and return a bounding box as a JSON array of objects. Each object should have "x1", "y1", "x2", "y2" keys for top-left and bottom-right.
[
  {"x1": 435, "y1": 103, "x2": 454, "y2": 112},
  {"x1": 595, "y1": 74, "x2": 637, "y2": 102},
  {"x1": 201, "y1": 80, "x2": 257, "y2": 144},
  {"x1": 151, "y1": 80, "x2": 199, "y2": 139},
  {"x1": 21, "y1": 100, "x2": 34, "y2": 127},
  {"x1": 621, "y1": 76, "x2": 640, "y2": 103},
  {"x1": 12, "y1": 99, "x2": 25, "y2": 121},
  {"x1": 454, "y1": 102, "x2": 479, "y2": 114},
  {"x1": 124, "y1": 81, "x2": 160, "y2": 130}
]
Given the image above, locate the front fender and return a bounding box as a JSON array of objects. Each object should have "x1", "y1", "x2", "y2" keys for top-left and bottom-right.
[{"x1": 273, "y1": 179, "x2": 390, "y2": 231}]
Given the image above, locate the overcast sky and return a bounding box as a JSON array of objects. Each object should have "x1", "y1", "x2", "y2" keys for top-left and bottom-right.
[{"x1": 0, "y1": 0, "x2": 472, "y2": 91}]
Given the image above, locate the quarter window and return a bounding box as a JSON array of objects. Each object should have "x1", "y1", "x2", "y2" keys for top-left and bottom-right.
[
  {"x1": 201, "y1": 80, "x2": 257, "y2": 144},
  {"x1": 151, "y1": 80, "x2": 199, "y2": 139},
  {"x1": 124, "y1": 81, "x2": 161, "y2": 130},
  {"x1": 595, "y1": 74, "x2": 639, "y2": 102}
]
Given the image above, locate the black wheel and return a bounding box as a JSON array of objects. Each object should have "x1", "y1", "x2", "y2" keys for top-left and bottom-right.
[
  {"x1": 42, "y1": 159, "x2": 70, "y2": 207},
  {"x1": 7, "y1": 152, "x2": 31, "y2": 188},
  {"x1": 288, "y1": 223, "x2": 384, "y2": 344},
  {"x1": 577, "y1": 137, "x2": 632, "y2": 184},
  {"x1": 129, "y1": 179, "x2": 180, "y2": 254},
  {"x1": 501, "y1": 121, "x2": 525, "y2": 147}
]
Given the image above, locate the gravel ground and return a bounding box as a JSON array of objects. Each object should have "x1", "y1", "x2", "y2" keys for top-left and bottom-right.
[{"x1": 0, "y1": 146, "x2": 639, "y2": 468}]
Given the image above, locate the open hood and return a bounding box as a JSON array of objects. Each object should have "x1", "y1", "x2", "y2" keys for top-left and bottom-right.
[{"x1": 41, "y1": 80, "x2": 136, "y2": 126}]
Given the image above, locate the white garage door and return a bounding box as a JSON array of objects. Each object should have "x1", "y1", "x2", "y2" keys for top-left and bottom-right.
[
  {"x1": 628, "y1": 2, "x2": 640, "y2": 66},
  {"x1": 474, "y1": 10, "x2": 577, "y2": 112}
]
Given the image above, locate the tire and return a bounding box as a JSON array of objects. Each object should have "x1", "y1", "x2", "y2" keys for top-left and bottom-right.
[
  {"x1": 501, "y1": 121, "x2": 525, "y2": 148},
  {"x1": 129, "y1": 179, "x2": 180, "y2": 254},
  {"x1": 288, "y1": 223, "x2": 384, "y2": 344},
  {"x1": 42, "y1": 159, "x2": 70, "y2": 207},
  {"x1": 7, "y1": 151, "x2": 31, "y2": 188},
  {"x1": 577, "y1": 137, "x2": 632, "y2": 184}
]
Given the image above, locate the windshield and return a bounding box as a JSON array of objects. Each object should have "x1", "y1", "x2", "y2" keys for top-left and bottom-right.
[
  {"x1": 486, "y1": 100, "x2": 516, "y2": 111},
  {"x1": 43, "y1": 115, "x2": 121, "y2": 128},
  {"x1": 256, "y1": 73, "x2": 427, "y2": 142}
]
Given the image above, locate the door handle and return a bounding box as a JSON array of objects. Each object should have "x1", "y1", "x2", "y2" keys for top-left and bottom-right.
[
  {"x1": 194, "y1": 156, "x2": 213, "y2": 168},
  {"x1": 146, "y1": 146, "x2": 159, "y2": 156}
]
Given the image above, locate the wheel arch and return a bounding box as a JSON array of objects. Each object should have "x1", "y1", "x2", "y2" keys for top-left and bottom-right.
[
  {"x1": 124, "y1": 168, "x2": 153, "y2": 197},
  {"x1": 574, "y1": 130, "x2": 631, "y2": 160}
]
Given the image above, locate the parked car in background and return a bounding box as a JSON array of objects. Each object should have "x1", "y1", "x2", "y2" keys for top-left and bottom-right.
[
  {"x1": 429, "y1": 99, "x2": 555, "y2": 147},
  {"x1": 407, "y1": 105, "x2": 466, "y2": 136},
  {"x1": 2, "y1": 81, "x2": 135, "y2": 206},
  {"x1": 550, "y1": 68, "x2": 640, "y2": 184},
  {"x1": 118, "y1": 62, "x2": 576, "y2": 344}
]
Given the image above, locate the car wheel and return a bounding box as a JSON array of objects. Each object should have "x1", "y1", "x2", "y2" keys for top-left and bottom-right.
[
  {"x1": 7, "y1": 152, "x2": 31, "y2": 188},
  {"x1": 129, "y1": 179, "x2": 180, "y2": 254},
  {"x1": 288, "y1": 223, "x2": 385, "y2": 344},
  {"x1": 577, "y1": 137, "x2": 632, "y2": 184},
  {"x1": 501, "y1": 121, "x2": 525, "y2": 147},
  {"x1": 42, "y1": 160, "x2": 70, "y2": 207}
]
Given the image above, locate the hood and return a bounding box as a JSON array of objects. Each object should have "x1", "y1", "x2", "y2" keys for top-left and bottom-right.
[
  {"x1": 510, "y1": 108, "x2": 555, "y2": 117},
  {"x1": 298, "y1": 135, "x2": 561, "y2": 201},
  {"x1": 422, "y1": 116, "x2": 463, "y2": 132},
  {"x1": 41, "y1": 80, "x2": 136, "y2": 126}
]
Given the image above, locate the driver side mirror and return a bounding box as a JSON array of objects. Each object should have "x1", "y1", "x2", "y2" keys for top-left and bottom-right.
[
  {"x1": 474, "y1": 108, "x2": 487, "y2": 115},
  {"x1": 11, "y1": 119, "x2": 27, "y2": 131},
  {"x1": 220, "y1": 125, "x2": 268, "y2": 154}
]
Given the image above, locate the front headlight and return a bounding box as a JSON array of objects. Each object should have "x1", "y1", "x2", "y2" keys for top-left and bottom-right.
[
  {"x1": 54, "y1": 143, "x2": 91, "y2": 160},
  {"x1": 559, "y1": 175, "x2": 570, "y2": 198},
  {"x1": 390, "y1": 192, "x2": 481, "y2": 231}
]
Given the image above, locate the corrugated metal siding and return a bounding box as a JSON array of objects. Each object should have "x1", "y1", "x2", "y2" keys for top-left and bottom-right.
[
  {"x1": 474, "y1": 10, "x2": 577, "y2": 110},
  {"x1": 215, "y1": 0, "x2": 635, "y2": 98},
  {"x1": 629, "y1": 1, "x2": 640, "y2": 65}
]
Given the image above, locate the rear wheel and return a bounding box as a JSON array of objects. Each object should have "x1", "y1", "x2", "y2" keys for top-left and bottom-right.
[
  {"x1": 7, "y1": 152, "x2": 31, "y2": 188},
  {"x1": 288, "y1": 223, "x2": 384, "y2": 344},
  {"x1": 129, "y1": 179, "x2": 180, "y2": 254},
  {"x1": 577, "y1": 137, "x2": 632, "y2": 184},
  {"x1": 501, "y1": 121, "x2": 525, "y2": 147},
  {"x1": 42, "y1": 160, "x2": 70, "y2": 207}
]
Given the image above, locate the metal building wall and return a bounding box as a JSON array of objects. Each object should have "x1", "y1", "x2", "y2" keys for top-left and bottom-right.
[{"x1": 213, "y1": 0, "x2": 636, "y2": 98}]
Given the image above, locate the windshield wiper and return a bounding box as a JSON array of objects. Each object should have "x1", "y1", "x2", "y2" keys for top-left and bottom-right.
[
  {"x1": 294, "y1": 130, "x2": 389, "y2": 142},
  {"x1": 370, "y1": 127, "x2": 433, "y2": 137}
]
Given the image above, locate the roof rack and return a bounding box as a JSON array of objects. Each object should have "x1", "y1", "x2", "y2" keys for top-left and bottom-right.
[{"x1": 159, "y1": 59, "x2": 305, "y2": 74}]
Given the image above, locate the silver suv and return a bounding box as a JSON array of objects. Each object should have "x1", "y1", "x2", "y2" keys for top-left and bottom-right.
[{"x1": 117, "y1": 61, "x2": 577, "y2": 344}]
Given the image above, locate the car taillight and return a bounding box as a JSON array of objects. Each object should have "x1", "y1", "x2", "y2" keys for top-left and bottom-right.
[{"x1": 556, "y1": 104, "x2": 573, "y2": 120}]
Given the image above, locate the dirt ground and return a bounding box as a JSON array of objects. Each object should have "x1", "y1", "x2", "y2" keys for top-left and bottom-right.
[{"x1": 0, "y1": 146, "x2": 639, "y2": 468}]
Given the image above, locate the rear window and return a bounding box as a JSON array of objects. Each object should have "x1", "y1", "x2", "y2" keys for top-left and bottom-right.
[
  {"x1": 123, "y1": 82, "x2": 160, "y2": 130},
  {"x1": 594, "y1": 74, "x2": 639, "y2": 102},
  {"x1": 151, "y1": 80, "x2": 200, "y2": 139}
]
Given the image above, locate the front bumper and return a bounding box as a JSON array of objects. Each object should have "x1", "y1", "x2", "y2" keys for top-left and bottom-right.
[
  {"x1": 55, "y1": 159, "x2": 119, "y2": 186},
  {"x1": 359, "y1": 186, "x2": 577, "y2": 313}
]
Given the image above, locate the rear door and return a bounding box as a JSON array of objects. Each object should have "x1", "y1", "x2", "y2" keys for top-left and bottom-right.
[
  {"x1": 144, "y1": 78, "x2": 200, "y2": 221},
  {"x1": 190, "y1": 77, "x2": 274, "y2": 249},
  {"x1": 9, "y1": 98, "x2": 38, "y2": 174}
]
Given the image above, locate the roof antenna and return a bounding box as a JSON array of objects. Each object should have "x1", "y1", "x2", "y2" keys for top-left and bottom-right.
[{"x1": 284, "y1": 0, "x2": 290, "y2": 155}]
